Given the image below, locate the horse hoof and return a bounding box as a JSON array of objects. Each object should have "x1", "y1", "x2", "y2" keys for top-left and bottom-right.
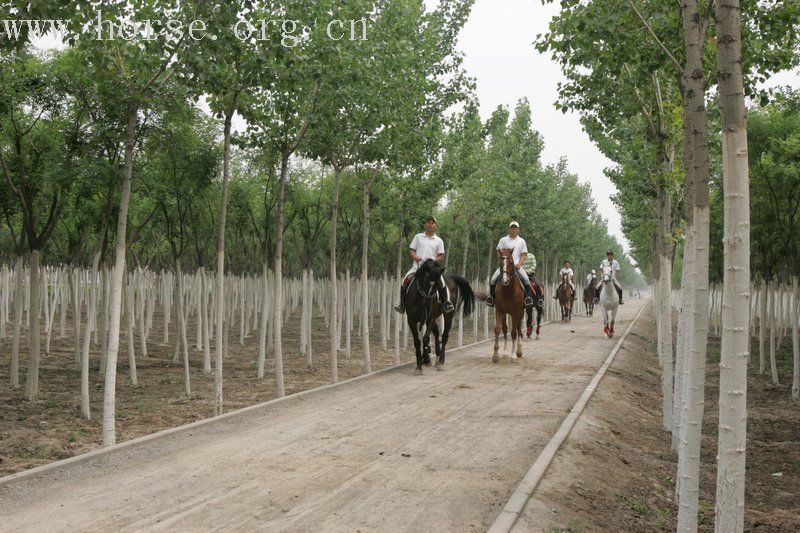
[
  {"x1": 414, "y1": 368, "x2": 423, "y2": 375},
  {"x1": 535, "y1": 335, "x2": 540, "y2": 340},
  {"x1": 435, "y1": 365, "x2": 444, "y2": 371},
  {"x1": 492, "y1": 355, "x2": 499, "y2": 364}
]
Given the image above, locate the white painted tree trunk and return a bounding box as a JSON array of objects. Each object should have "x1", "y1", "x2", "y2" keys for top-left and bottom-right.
[
  {"x1": 102, "y1": 100, "x2": 139, "y2": 446},
  {"x1": 792, "y1": 277, "x2": 799, "y2": 400},
  {"x1": 768, "y1": 283, "x2": 779, "y2": 385},
  {"x1": 345, "y1": 271, "x2": 352, "y2": 360},
  {"x1": 24, "y1": 250, "x2": 42, "y2": 401},
  {"x1": 657, "y1": 184, "x2": 673, "y2": 432},
  {"x1": 714, "y1": 3, "x2": 750, "y2": 527},
  {"x1": 81, "y1": 252, "x2": 101, "y2": 419},
  {"x1": 329, "y1": 169, "x2": 342, "y2": 383},
  {"x1": 176, "y1": 258, "x2": 190, "y2": 397},
  {"x1": 125, "y1": 273, "x2": 138, "y2": 386},
  {"x1": 72, "y1": 267, "x2": 82, "y2": 366},
  {"x1": 759, "y1": 281, "x2": 767, "y2": 374},
  {"x1": 361, "y1": 181, "x2": 372, "y2": 374},
  {"x1": 258, "y1": 263, "x2": 269, "y2": 381},
  {"x1": 273, "y1": 152, "x2": 290, "y2": 398},
  {"x1": 10, "y1": 255, "x2": 23, "y2": 388}
]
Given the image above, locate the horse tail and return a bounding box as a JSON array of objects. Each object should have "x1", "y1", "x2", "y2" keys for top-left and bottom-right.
[{"x1": 450, "y1": 275, "x2": 475, "y2": 318}]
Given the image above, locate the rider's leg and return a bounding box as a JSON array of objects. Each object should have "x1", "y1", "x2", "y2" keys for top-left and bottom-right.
[
  {"x1": 530, "y1": 273, "x2": 544, "y2": 306},
  {"x1": 569, "y1": 281, "x2": 576, "y2": 301},
  {"x1": 394, "y1": 268, "x2": 415, "y2": 313},
  {"x1": 614, "y1": 278, "x2": 623, "y2": 304},
  {"x1": 517, "y1": 268, "x2": 534, "y2": 307},
  {"x1": 438, "y1": 276, "x2": 454, "y2": 314},
  {"x1": 485, "y1": 269, "x2": 500, "y2": 307},
  {"x1": 553, "y1": 280, "x2": 561, "y2": 299}
]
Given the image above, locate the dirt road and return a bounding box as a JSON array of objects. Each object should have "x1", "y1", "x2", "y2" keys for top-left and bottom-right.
[{"x1": 0, "y1": 300, "x2": 644, "y2": 532}]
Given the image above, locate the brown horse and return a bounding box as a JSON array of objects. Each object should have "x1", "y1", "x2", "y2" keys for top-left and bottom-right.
[
  {"x1": 492, "y1": 249, "x2": 525, "y2": 363},
  {"x1": 557, "y1": 272, "x2": 574, "y2": 322}
]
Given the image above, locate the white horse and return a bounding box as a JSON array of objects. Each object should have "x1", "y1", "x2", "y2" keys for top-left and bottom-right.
[{"x1": 598, "y1": 265, "x2": 619, "y2": 338}]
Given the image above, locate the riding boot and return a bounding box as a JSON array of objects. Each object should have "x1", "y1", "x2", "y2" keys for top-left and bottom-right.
[
  {"x1": 486, "y1": 281, "x2": 497, "y2": 307},
  {"x1": 439, "y1": 285, "x2": 454, "y2": 314},
  {"x1": 394, "y1": 285, "x2": 407, "y2": 313},
  {"x1": 617, "y1": 285, "x2": 624, "y2": 305}
]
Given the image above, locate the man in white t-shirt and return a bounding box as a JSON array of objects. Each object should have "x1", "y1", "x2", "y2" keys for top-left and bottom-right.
[
  {"x1": 598, "y1": 250, "x2": 624, "y2": 304},
  {"x1": 485, "y1": 221, "x2": 534, "y2": 308},
  {"x1": 586, "y1": 270, "x2": 597, "y2": 285},
  {"x1": 554, "y1": 260, "x2": 576, "y2": 300},
  {"x1": 394, "y1": 216, "x2": 454, "y2": 314}
]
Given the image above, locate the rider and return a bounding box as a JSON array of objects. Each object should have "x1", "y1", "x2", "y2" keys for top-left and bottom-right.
[
  {"x1": 597, "y1": 250, "x2": 624, "y2": 305},
  {"x1": 393, "y1": 215, "x2": 454, "y2": 315},
  {"x1": 553, "y1": 260, "x2": 576, "y2": 301},
  {"x1": 485, "y1": 221, "x2": 535, "y2": 308},
  {"x1": 586, "y1": 269, "x2": 597, "y2": 285},
  {"x1": 522, "y1": 250, "x2": 545, "y2": 306}
]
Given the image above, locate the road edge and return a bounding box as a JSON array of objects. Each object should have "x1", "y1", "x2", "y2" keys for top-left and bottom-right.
[{"x1": 487, "y1": 301, "x2": 648, "y2": 533}]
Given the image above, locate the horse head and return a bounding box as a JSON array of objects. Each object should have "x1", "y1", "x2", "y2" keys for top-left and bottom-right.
[
  {"x1": 601, "y1": 265, "x2": 614, "y2": 283},
  {"x1": 497, "y1": 249, "x2": 514, "y2": 286},
  {"x1": 417, "y1": 258, "x2": 444, "y2": 298}
]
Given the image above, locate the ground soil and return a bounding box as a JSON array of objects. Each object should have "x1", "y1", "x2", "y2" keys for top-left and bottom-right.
[
  {"x1": 1, "y1": 307, "x2": 486, "y2": 476},
  {"x1": 2, "y1": 300, "x2": 797, "y2": 532},
  {"x1": 1, "y1": 301, "x2": 643, "y2": 532},
  {"x1": 521, "y1": 306, "x2": 800, "y2": 532}
]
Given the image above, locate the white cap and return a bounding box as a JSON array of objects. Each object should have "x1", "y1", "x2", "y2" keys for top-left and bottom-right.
[
  {"x1": 592, "y1": 269, "x2": 596, "y2": 274},
  {"x1": 509, "y1": 221, "x2": 520, "y2": 228}
]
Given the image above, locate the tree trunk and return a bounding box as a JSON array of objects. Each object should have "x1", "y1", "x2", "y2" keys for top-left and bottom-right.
[
  {"x1": 81, "y1": 251, "x2": 101, "y2": 418},
  {"x1": 676, "y1": 2, "x2": 712, "y2": 528},
  {"x1": 273, "y1": 151, "x2": 290, "y2": 397},
  {"x1": 329, "y1": 167, "x2": 342, "y2": 382},
  {"x1": 792, "y1": 277, "x2": 799, "y2": 400},
  {"x1": 24, "y1": 249, "x2": 41, "y2": 401},
  {"x1": 102, "y1": 98, "x2": 139, "y2": 446},
  {"x1": 657, "y1": 183, "x2": 673, "y2": 432},
  {"x1": 213, "y1": 103, "x2": 236, "y2": 416},
  {"x1": 714, "y1": 2, "x2": 751, "y2": 527},
  {"x1": 361, "y1": 180, "x2": 373, "y2": 374},
  {"x1": 10, "y1": 254, "x2": 23, "y2": 388},
  {"x1": 768, "y1": 282, "x2": 779, "y2": 384},
  {"x1": 176, "y1": 258, "x2": 191, "y2": 397}
]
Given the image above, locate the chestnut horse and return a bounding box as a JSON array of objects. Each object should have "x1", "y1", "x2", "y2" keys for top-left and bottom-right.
[
  {"x1": 492, "y1": 249, "x2": 525, "y2": 363},
  {"x1": 557, "y1": 272, "x2": 574, "y2": 322}
]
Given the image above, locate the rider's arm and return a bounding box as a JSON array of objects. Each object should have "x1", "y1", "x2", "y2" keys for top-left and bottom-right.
[
  {"x1": 409, "y1": 248, "x2": 421, "y2": 263},
  {"x1": 517, "y1": 252, "x2": 527, "y2": 269},
  {"x1": 435, "y1": 252, "x2": 445, "y2": 262}
]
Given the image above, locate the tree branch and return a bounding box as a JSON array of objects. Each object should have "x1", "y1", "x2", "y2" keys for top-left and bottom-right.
[{"x1": 626, "y1": 0, "x2": 683, "y2": 72}]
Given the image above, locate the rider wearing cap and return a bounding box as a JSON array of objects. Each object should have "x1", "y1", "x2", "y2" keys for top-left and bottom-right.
[
  {"x1": 485, "y1": 221, "x2": 534, "y2": 308},
  {"x1": 586, "y1": 269, "x2": 597, "y2": 285},
  {"x1": 598, "y1": 250, "x2": 624, "y2": 305},
  {"x1": 553, "y1": 260, "x2": 576, "y2": 301},
  {"x1": 394, "y1": 215, "x2": 454, "y2": 315}
]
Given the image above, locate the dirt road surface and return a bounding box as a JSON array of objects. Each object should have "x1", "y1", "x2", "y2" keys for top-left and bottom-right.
[{"x1": 0, "y1": 300, "x2": 644, "y2": 532}]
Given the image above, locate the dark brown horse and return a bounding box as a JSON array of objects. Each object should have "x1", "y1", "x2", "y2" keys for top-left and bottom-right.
[
  {"x1": 557, "y1": 272, "x2": 574, "y2": 322},
  {"x1": 583, "y1": 282, "x2": 597, "y2": 317},
  {"x1": 493, "y1": 249, "x2": 525, "y2": 363},
  {"x1": 525, "y1": 275, "x2": 544, "y2": 339}
]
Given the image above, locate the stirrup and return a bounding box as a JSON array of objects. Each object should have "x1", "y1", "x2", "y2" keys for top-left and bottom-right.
[
  {"x1": 394, "y1": 303, "x2": 405, "y2": 313},
  {"x1": 485, "y1": 296, "x2": 494, "y2": 307},
  {"x1": 524, "y1": 296, "x2": 533, "y2": 308},
  {"x1": 537, "y1": 298, "x2": 544, "y2": 308},
  {"x1": 443, "y1": 301, "x2": 455, "y2": 314}
]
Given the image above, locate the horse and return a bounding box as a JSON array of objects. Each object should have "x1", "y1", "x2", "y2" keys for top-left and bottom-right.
[
  {"x1": 492, "y1": 249, "x2": 526, "y2": 363},
  {"x1": 583, "y1": 282, "x2": 597, "y2": 317},
  {"x1": 557, "y1": 272, "x2": 574, "y2": 322},
  {"x1": 402, "y1": 259, "x2": 475, "y2": 374},
  {"x1": 525, "y1": 275, "x2": 544, "y2": 340},
  {"x1": 598, "y1": 265, "x2": 620, "y2": 338}
]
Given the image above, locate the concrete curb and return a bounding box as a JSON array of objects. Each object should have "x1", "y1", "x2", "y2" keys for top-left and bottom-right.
[
  {"x1": 1, "y1": 334, "x2": 497, "y2": 487},
  {"x1": 487, "y1": 301, "x2": 648, "y2": 533}
]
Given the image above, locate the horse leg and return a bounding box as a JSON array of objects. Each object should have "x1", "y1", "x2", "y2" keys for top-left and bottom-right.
[
  {"x1": 502, "y1": 315, "x2": 509, "y2": 356},
  {"x1": 515, "y1": 314, "x2": 523, "y2": 358},
  {"x1": 436, "y1": 315, "x2": 451, "y2": 370},
  {"x1": 525, "y1": 307, "x2": 532, "y2": 339},
  {"x1": 535, "y1": 306, "x2": 542, "y2": 339},
  {"x1": 493, "y1": 310, "x2": 502, "y2": 363},
  {"x1": 411, "y1": 325, "x2": 423, "y2": 374},
  {"x1": 422, "y1": 323, "x2": 433, "y2": 366}
]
